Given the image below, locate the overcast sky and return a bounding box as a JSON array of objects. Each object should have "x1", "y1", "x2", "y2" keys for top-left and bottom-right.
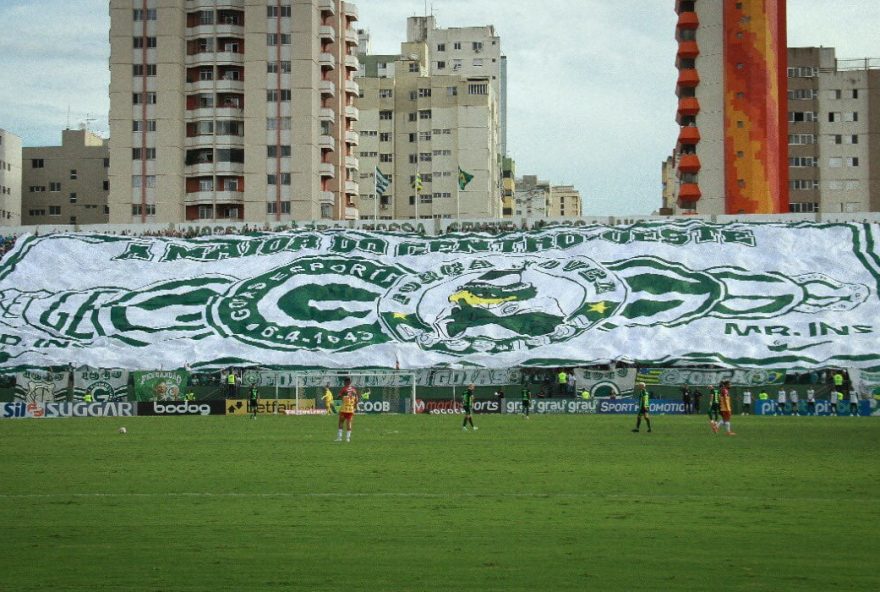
[{"x1": 1, "y1": 1, "x2": 878, "y2": 215}]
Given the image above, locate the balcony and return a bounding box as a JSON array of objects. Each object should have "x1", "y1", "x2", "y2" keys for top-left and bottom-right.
[
  {"x1": 319, "y1": 25, "x2": 336, "y2": 43},
  {"x1": 678, "y1": 183, "x2": 702, "y2": 201},
  {"x1": 320, "y1": 80, "x2": 336, "y2": 97},
  {"x1": 677, "y1": 126, "x2": 701, "y2": 146},
  {"x1": 344, "y1": 54, "x2": 359, "y2": 71},
  {"x1": 320, "y1": 190, "x2": 335, "y2": 203},
  {"x1": 344, "y1": 79, "x2": 359, "y2": 96},
  {"x1": 215, "y1": 78, "x2": 244, "y2": 92},
  {"x1": 677, "y1": 40, "x2": 700, "y2": 59},
  {"x1": 677, "y1": 97, "x2": 700, "y2": 117},
  {"x1": 344, "y1": 206, "x2": 360, "y2": 220},
  {"x1": 344, "y1": 105, "x2": 359, "y2": 121},
  {"x1": 345, "y1": 130, "x2": 359, "y2": 146},
  {"x1": 677, "y1": 69, "x2": 700, "y2": 87},
  {"x1": 676, "y1": 11, "x2": 699, "y2": 30},
  {"x1": 344, "y1": 180, "x2": 359, "y2": 195},
  {"x1": 677, "y1": 154, "x2": 702, "y2": 175},
  {"x1": 319, "y1": 162, "x2": 335, "y2": 178},
  {"x1": 345, "y1": 155, "x2": 359, "y2": 171},
  {"x1": 344, "y1": 28, "x2": 359, "y2": 46},
  {"x1": 214, "y1": 161, "x2": 244, "y2": 175},
  {"x1": 318, "y1": 53, "x2": 335, "y2": 70},
  {"x1": 186, "y1": 79, "x2": 215, "y2": 93},
  {"x1": 319, "y1": 134, "x2": 335, "y2": 150},
  {"x1": 342, "y1": 1, "x2": 358, "y2": 20},
  {"x1": 319, "y1": 0, "x2": 336, "y2": 16},
  {"x1": 319, "y1": 107, "x2": 336, "y2": 122}
]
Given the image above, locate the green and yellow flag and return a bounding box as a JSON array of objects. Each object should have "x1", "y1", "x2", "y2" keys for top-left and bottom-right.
[
  {"x1": 458, "y1": 167, "x2": 474, "y2": 190},
  {"x1": 412, "y1": 174, "x2": 423, "y2": 192}
]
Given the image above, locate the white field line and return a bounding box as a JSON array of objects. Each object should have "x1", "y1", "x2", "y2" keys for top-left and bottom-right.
[{"x1": 0, "y1": 492, "x2": 873, "y2": 503}]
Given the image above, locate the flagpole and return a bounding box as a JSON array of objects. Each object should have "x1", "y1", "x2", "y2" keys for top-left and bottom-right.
[
  {"x1": 455, "y1": 174, "x2": 461, "y2": 230},
  {"x1": 373, "y1": 167, "x2": 378, "y2": 222}
]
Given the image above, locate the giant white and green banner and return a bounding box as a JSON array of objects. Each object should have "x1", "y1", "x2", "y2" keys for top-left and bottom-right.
[{"x1": 0, "y1": 222, "x2": 878, "y2": 370}]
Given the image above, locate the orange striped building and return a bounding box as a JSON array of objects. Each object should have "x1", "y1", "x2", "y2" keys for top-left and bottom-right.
[{"x1": 672, "y1": 0, "x2": 788, "y2": 215}]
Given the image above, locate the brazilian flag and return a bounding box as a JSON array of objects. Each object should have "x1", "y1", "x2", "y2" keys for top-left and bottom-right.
[{"x1": 458, "y1": 167, "x2": 474, "y2": 190}]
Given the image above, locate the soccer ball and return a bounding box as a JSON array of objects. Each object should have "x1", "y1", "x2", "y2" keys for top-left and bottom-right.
[{"x1": 118, "y1": 427, "x2": 127, "y2": 434}]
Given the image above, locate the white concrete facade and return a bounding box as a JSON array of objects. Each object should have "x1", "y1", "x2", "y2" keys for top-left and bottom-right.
[{"x1": 0, "y1": 129, "x2": 22, "y2": 226}]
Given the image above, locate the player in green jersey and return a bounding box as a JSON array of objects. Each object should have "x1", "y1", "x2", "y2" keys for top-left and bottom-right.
[
  {"x1": 462, "y1": 384, "x2": 478, "y2": 431},
  {"x1": 632, "y1": 382, "x2": 652, "y2": 433}
]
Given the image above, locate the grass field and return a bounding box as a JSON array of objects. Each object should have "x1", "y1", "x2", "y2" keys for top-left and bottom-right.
[{"x1": 1, "y1": 414, "x2": 878, "y2": 592}]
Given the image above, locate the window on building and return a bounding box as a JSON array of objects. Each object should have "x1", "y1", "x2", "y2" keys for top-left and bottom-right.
[
  {"x1": 468, "y1": 83, "x2": 488, "y2": 95},
  {"x1": 131, "y1": 148, "x2": 156, "y2": 160},
  {"x1": 267, "y1": 89, "x2": 291, "y2": 102},
  {"x1": 419, "y1": 131, "x2": 431, "y2": 141},
  {"x1": 267, "y1": 33, "x2": 291, "y2": 45},
  {"x1": 789, "y1": 202, "x2": 819, "y2": 213},
  {"x1": 788, "y1": 134, "x2": 815, "y2": 145},
  {"x1": 31, "y1": 159, "x2": 44, "y2": 168},
  {"x1": 447, "y1": 86, "x2": 458, "y2": 96},
  {"x1": 437, "y1": 43, "x2": 446, "y2": 52},
  {"x1": 472, "y1": 42, "x2": 483, "y2": 52},
  {"x1": 418, "y1": 88, "x2": 432, "y2": 98},
  {"x1": 379, "y1": 154, "x2": 393, "y2": 163},
  {"x1": 49, "y1": 206, "x2": 61, "y2": 216},
  {"x1": 379, "y1": 110, "x2": 393, "y2": 120},
  {"x1": 70, "y1": 169, "x2": 78, "y2": 179},
  {"x1": 418, "y1": 109, "x2": 432, "y2": 119},
  {"x1": 320, "y1": 203, "x2": 332, "y2": 219},
  {"x1": 267, "y1": 61, "x2": 292, "y2": 73},
  {"x1": 379, "y1": 132, "x2": 391, "y2": 142},
  {"x1": 379, "y1": 89, "x2": 393, "y2": 98},
  {"x1": 847, "y1": 157, "x2": 860, "y2": 167},
  {"x1": 408, "y1": 63, "x2": 419, "y2": 73},
  {"x1": 420, "y1": 152, "x2": 432, "y2": 162},
  {"x1": 267, "y1": 145, "x2": 292, "y2": 157},
  {"x1": 50, "y1": 182, "x2": 60, "y2": 191},
  {"x1": 132, "y1": 92, "x2": 157, "y2": 104},
  {"x1": 473, "y1": 58, "x2": 483, "y2": 67},
  {"x1": 453, "y1": 42, "x2": 461, "y2": 50},
  {"x1": 267, "y1": 5, "x2": 291, "y2": 17},
  {"x1": 437, "y1": 61, "x2": 446, "y2": 69},
  {"x1": 69, "y1": 193, "x2": 77, "y2": 203},
  {"x1": 133, "y1": 37, "x2": 157, "y2": 49}
]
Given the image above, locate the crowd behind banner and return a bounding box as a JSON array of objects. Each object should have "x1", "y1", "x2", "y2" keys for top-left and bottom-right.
[{"x1": 1, "y1": 366, "x2": 878, "y2": 418}]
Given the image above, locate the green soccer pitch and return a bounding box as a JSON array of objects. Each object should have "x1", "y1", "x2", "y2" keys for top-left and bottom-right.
[{"x1": 1, "y1": 415, "x2": 878, "y2": 592}]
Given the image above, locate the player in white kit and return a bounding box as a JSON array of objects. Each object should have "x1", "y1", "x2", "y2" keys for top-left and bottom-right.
[
  {"x1": 806, "y1": 388, "x2": 816, "y2": 416},
  {"x1": 776, "y1": 388, "x2": 787, "y2": 416},
  {"x1": 741, "y1": 389, "x2": 752, "y2": 415},
  {"x1": 788, "y1": 389, "x2": 799, "y2": 416}
]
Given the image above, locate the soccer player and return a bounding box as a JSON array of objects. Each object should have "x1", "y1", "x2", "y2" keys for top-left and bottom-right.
[
  {"x1": 249, "y1": 383, "x2": 259, "y2": 419},
  {"x1": 806, "y1": 387, "x2": 816, "y2": 416},
  {"x1": 716, "y1": 385, "x2": 736, "y2": 436},
  {"x1": 336, "y1": 378, "x2": 359, "y2": 442},
  {"x1": 708, "y1": 385, "x2": 721, "y2": 431},
  {"x1": 521, "y1": 385, "x2": 531, "y2": 418},
  {"x1": 741, "y1": 389, "x2": 752, "y2": 416},
  {"x1": 775, "y1": 388, "x2": 787, "y2": 416},
  {"x1": 462, "y1": 384, "x2": 477, "y2": 431},
  {"x1": 321, "y1": 384, "x2": 336, "y2": 415},
  {"x1": 849, "y1": 390, "x2": 860, "y2": 417},
  {"x1": 789, "y1": 388, "x2": 800, "y2": 416},
  {"x1": 631, "y1": 382, "x2": 652, "y2": 433},
  {"x1": 830, "y1": 388, "x2": 841, "y2": 416}
]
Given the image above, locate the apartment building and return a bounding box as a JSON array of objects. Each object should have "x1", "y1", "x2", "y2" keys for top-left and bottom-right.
[
  {"x1": 0, "y1": 129, "x2": 22, "y2": 226},
  {"x1": 108, "y1": 0, "x2": 360, "y2": 224},
  {"x1": 501, "y1": 156, "x2": 515, "y2": 217},
  {"x1": 356, "y1": 37, "x2": 501, "y2": 219},
  {"x1": 788, "y1": 47, "x2": 880, "y2": 213},
  {"x1": 548, "y1": 185, "x2": 581, "y2": 218},
  {"x1": 406, "y1": 16, "x2": 506, "y2": 158},
  {"x1": 21, "y1": 129, "x2": 109, "y2": 226},
  {"x1": 669, "y1": 0, "x2": 788, "y2": 215},
  {"x1": 514, "y1": 175, "x2": 549, "y2": 218}
]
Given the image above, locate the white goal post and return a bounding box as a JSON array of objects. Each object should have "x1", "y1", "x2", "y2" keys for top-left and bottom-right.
[{"x1": 290, "y1": 370, "x2": 418, "y2": 414}]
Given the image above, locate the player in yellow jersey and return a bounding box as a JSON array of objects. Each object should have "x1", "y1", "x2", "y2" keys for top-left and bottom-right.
[
  {"x1": 716, "y1": 381, "x2": 735, "y2": 436},
  {"x1": 321, "y1": 384, "x2": 336, "y2": 415},
  {"x1": 335, "y1": 377, "x2": 359, "y2": 442}
]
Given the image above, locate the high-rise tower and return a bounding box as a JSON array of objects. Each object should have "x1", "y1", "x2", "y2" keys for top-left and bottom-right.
[
  {"x1": 108, "y1": 0, "x2": 360, "y2": 224},
  {"x1": 673, "y1": 0, "x2": 788, "y2": 215}
]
